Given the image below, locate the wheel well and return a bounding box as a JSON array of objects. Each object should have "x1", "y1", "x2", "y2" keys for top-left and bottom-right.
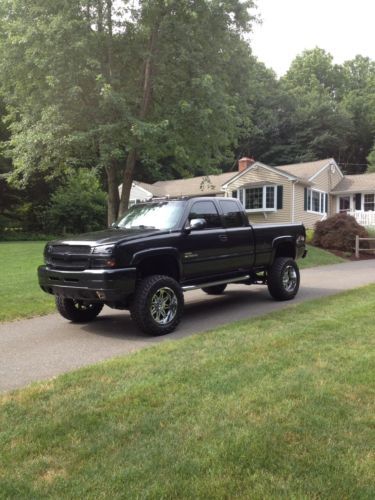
[
  {"x1": 274, "y1": 242, "x2": 296, "y2": 260},
  {"x1": 137, "y1": 255, "x2": 180, "y2": 281}
]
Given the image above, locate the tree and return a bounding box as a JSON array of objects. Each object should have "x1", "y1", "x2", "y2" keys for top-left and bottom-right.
[
  {"x1": 367, "y1": 146, "x2": 375, "y2": 173},
  {"x1": 0, "y1": 0, "x2": 256, "y2": 224},
  {"x1": 279, "y1": 48, "x2": 353, "y2": 164},
  {"x1": 45, "y1": 168, "x2": 107, "y2": 234},
  {"x1": 339, "y1": 56, "x2": 375, "y2": 171}
]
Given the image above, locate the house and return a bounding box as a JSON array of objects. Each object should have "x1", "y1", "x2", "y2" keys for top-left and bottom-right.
[
  {"x1": 126, "y1": 157, "x2": 375, "y2": 228},
  {"x1": 331, "y1": 172, "x2": 375, "y2": 227},
  {"x1": 222, "y1": 157, "x2": 344, "y2": 228},
  {"x1": 126, "y1": 172, "x2": 235, "y2": 205}
]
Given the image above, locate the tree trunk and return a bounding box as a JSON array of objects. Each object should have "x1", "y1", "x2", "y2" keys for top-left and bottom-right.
[
  {"x1": 106, "y1": 163, "x2": 120, "y2": 226},
  {"x1": 118, "y1": 150, "x2": 137, "y2": 217},
  {"x1": 118, "y1": 23, "x2": 160, "y2": 217}
]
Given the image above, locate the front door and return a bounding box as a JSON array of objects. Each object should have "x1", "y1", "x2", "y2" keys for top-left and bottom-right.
[{"x1": 339, "y1": 196, "x2": 350, "y2": 213}]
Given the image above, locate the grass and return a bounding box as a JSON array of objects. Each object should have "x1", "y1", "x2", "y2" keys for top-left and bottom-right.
[
  {"x1": 0, "y1": 242, "x2": 54, "y2": 322},
  {"x1": 1, "y1": 285, "x2": 374, "y2": 499},
  {"x1": 299, "y1": 244, "x2": 346, "y2": 269},
  {"x1": 0, "y1": 241, "x2": 347, "y2": 322}
]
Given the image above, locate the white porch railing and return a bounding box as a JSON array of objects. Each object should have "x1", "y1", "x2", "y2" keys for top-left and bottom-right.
[{"x1": 348, "y1": 211, "x2": 375, "y2": 227}]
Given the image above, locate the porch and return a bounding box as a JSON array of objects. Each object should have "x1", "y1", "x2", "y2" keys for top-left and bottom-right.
[{"x1": 349, "y1": 210, "x2": 375, "y2": 227}]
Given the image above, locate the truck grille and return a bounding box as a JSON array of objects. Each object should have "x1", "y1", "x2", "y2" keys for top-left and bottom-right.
[
  {"x1": 51, "y1": 245, "x2": 91, "y2": 255},
  {"x1": 46, "y1": 245, "x2": 91, "y2": 270}
]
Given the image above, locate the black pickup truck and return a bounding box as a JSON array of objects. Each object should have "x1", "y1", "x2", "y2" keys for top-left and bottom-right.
[{"x1": 38, "y1": 197, "x2": 307, "y2": 335}]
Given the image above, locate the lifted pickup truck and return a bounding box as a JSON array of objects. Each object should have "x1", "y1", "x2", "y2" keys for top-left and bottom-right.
[{"x1": 38, "y1": 197, "x2": 307, "y2": 335}]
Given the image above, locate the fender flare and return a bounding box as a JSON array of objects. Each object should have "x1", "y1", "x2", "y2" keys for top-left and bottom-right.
[
  {"x1": 130, "y1": 247, "x2": 182, "y2": 278},
  {"x1": 271, "y1": 236, "x2": 296, "y2": 263}
]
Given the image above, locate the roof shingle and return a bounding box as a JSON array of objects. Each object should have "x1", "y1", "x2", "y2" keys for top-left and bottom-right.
[
  {"x1": 331, "y1": 173, "x2": 375, "y2": 193},
  {"x1": 277, "y1": 158, "x2": 334, "y2": 180}
]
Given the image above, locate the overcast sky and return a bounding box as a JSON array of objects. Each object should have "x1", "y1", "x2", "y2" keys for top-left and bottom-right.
[{"x1": 250, "y1": 0, "x2": 375, "y2": 76}]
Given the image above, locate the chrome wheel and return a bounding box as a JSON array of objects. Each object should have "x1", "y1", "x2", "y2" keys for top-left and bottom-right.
[
  {"x1": 73, "y1": 301, "x2": 96, "y2": 311},
  {"x1": 150, "y1": 287, "x2": 178, "y2": 325},
  {"x1": 281, "y1": 265, "x2": 298, "y2": 292}
]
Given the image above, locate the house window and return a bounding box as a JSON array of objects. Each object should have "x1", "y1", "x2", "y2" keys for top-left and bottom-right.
[
  {"x1": 364, "y1": 194, "x2": 375, "y2": 211},
  {"x1": 237, "y1": 185, "x2": 277, "y2": 211},
  {"x1": 306, "y1": 188, "x2": 327, "y2": 214}
]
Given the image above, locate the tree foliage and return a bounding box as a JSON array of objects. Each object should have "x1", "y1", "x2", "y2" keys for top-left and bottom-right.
[
  {"x1": 44, "y1": 169, "x2": 107, "y2": 234},
  {"x1": 0, "y1": 0, "x2": 256, "y2": 223},
  {"x1": 0, "y1": 3, "x2": 374, "y2": 230},
  {"x1": 238, "y1": 49, "x2": 375, "y2": 170}
]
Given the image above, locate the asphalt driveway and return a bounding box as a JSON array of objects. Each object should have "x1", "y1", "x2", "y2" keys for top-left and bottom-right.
[{"x1": 1, "y1": 259, "x2": 374, "y2": 392}]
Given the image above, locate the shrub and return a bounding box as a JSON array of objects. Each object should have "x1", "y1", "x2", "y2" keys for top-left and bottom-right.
[
  {"x1": 312, "y1": 213, "x2": 368, "y2": 253},
  {"x1": 306, "y1": 228, "x2": 314, "y2": 243},
  {"x1": 44, "y1": 169, "x2": 107, "y2": 235}
]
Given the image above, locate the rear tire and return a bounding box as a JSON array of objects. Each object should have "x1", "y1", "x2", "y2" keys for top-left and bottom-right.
[
  {"x1": 130, "y1": 275, "x2": 184, "y2": 335},
  {"x1": 55, "y1": 297, "x2": 103, "y2": 323},
  {"x1": 267, "y1": 257, "x2": 300, "y2": 301},
  {"x1": 202, "y1": 284, "x2": 227, "y2": 295}
]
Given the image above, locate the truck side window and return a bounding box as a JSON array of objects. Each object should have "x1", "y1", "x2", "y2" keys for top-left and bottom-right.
[
  {"x1": 189, "y1": 201, "x2": 222, "y2": 229},
  {"x1": 219, "y1": 200, "x2": 245, "y2": 228}
]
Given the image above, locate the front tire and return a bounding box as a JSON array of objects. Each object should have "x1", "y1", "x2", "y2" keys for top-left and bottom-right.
[
  {"x1": 55, "y1": 297, "x2": 103, "y2": 322},
  {"x1": 267, "y1": 257, "x2": 300, "y2": 301},
  {"x1": 202, "y1": 284, "x2": 227, "y2": 295},
  {"x1": 130, "y1": 275, "x2": 184, "y2": 335}
]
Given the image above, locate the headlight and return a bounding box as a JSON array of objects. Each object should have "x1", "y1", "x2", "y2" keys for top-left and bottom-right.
[
  {"x1": 91, "y1": 244, "x2": 115, "y2": 255},
  {"x1": 91, "y1": 245, "x2": 117, "y2": 269}
]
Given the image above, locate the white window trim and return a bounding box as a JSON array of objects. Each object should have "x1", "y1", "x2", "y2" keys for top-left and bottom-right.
[
  {"x1": 237, "y1": 185, "x2": 278, "y2": 213},
  {"x1": 363, "y1": 193, "x2": 375, "y2": 212},
  {"x1": 337, "y1": 195, "x2": 351, "y2": 213},
  {"x1": 306, "y1": 188, "x2": 327, "y2": 215}
]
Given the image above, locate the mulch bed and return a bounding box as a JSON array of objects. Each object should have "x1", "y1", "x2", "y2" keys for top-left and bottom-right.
[{"x1": 329, "y1": 248, "x2": 375, "y2": 261}]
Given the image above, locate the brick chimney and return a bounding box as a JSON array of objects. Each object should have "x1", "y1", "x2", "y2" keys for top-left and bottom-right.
[{"x1": 238, "y1": 157, "x2": 255, "y2": 172}]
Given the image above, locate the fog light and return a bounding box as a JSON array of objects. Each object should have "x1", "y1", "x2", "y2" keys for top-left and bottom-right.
[
  {"x1": 106, "y1": 258, "x2": 117, "y2": 268},
  {"x1": 96, "y1": 291, "x2": 106, "y2": 300}
]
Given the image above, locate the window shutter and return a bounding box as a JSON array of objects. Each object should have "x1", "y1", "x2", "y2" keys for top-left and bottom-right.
[
  {"x1": 325, "y1": 193, "x2": 328, "y2": 213},
  {"x1": 355, "y1": 193, "x2": 361, "y2": 210},
  {"x1": 304, "y1": 188, "x2": 307, "y2": 211},
  {"x1": 277, "y1": 185, "x2": 283, "y2": 209}
]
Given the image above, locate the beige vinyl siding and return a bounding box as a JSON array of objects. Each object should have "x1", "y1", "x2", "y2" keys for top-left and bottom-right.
[
  {"x1": 292, "y1": 164, "x2": 343, "y2": 225},
  {"x1": 330, "y1": 166, "x2": 343, "y2": 190},
  {"x1": 312, "y1": 166, "x2": 341, "y2": 191},
  {"x1": 293, "y1": 185, "x2": 326, "y2": 228},
  {"x1": 329, "y1": 194, "x2": 337, "y2": 216},
  {"x1": 226, "y1": 166, "x2": 293, "y2": 225},
  {"x1": 310, "y1": 165, "x2": 343, "y2": 217}
]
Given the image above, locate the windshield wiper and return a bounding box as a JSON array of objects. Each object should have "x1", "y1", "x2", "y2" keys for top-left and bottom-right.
[{"x1": 132, "y1": 225, "x2": 156, "y2": 229}]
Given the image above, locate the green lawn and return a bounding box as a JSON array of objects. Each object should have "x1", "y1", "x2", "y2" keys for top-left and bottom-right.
[
  {"x1": 299, "y1": 244, "x2": 346, "y2": 269},
  {"x1": 1, "y1": 286, "x2": 374, "y2": 498},
  {"x1": 0, "y1": 242, "x2": 54, "y2": 322},
  {"x1": 0, "y1": 241, "x2": 346, "y2": 322}
]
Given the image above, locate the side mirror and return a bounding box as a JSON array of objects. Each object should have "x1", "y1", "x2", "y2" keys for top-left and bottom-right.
[{"x1": 190, "y1": 218, "x2": 207, "y2": 230}]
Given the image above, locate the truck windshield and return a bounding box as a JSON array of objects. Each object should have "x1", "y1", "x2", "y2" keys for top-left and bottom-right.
[{"x1": 116, "y1": 201, "x2": 185, "y2": 230}]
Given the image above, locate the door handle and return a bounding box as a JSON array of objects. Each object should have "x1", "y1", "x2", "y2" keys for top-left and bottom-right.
[{"x1": 219, "y1": 234, "x2": 228, "y2": 242}]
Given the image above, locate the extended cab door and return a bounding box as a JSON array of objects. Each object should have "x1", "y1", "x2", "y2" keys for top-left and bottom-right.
[
  {"x1": 180, "y1": 200, "x2": 231, "y2": 281},
  {"x1": 218, "y1": 199, "x2": 255, "y2": 271}
]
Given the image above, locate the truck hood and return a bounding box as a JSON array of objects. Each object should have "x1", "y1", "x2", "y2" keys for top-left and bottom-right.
[{"x1": 50, "y1": 227, "x2": 168, "y2": 246}]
